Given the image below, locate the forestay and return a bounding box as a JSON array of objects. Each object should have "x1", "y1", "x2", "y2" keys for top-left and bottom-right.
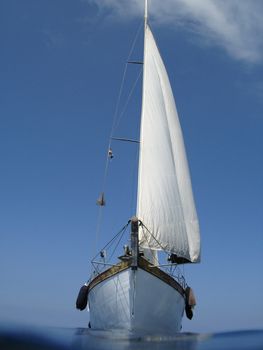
[{"x1": 137, "y1": 26, "x2": 200, "y2": 263}]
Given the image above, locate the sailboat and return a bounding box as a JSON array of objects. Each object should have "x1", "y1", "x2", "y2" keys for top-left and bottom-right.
[{"x1": 76, "y1": 0, "x2": 200, "y2": 334}]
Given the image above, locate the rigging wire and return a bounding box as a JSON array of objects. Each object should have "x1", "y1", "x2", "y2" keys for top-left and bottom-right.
[
  {"x1": 93, "y1": 20, "x2": 144, "y2": 256},
  {"x1": 140, "y1": 222, "x2": 187, "y2": 286},
  {"x1": 108, "y1": 224, "x2": 128, "y2": 262},
  {"x1": 92, "y1": 222, "x2": 130, "y2": 262},
  {"x1": 91, "y1": 222, "x2": 130, "y2": 275},
  {"x1": 110, "y1": 21, "x2": 143, "y2": 140},
  {"x1": 113, "y1": 68, "x2": 142, "y2": 133},
  {"x1": 140, "y1": 223, "x2": 186, "y2": 286},
  {"x1": 140, "y1": 222, "x2": 168, "y2": 253},
  {"x1": 140, "y1": 226, "x2": 159, "y2": 266}
]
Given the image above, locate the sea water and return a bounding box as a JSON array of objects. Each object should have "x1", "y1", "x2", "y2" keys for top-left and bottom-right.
[{"x1": 0, "y1": 327, "x2": 263, "y2": 350}]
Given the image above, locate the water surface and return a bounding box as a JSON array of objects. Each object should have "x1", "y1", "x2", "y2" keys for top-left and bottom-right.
[{"x1": 1, "y1": 327, "x2": 263, "y2": 350}]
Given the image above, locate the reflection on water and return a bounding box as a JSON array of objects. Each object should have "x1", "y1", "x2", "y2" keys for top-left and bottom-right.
[
  {"x1": 73, "y1": 328, "x2": 202, "y2": 350},
  {"x1": 1, "y1": 326, "x2": 263, "y2": 350}
]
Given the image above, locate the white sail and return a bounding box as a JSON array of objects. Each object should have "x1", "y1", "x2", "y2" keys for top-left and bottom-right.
[{"x1": 137, "y1": 26, "x2": 200, "y2": 263}]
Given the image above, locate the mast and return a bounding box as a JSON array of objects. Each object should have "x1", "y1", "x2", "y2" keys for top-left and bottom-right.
[
  {"x1": 130, "y1": 0, "x2": 148, "y2": 269},
  {"x1": 131, "y1": 217, "x2": 139, "y2": 270},
  {"x1": 135, "y1": 0, "x2": 147, "y2": 225}
]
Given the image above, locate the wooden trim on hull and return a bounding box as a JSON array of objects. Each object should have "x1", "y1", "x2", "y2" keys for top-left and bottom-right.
[
  {"x1": 138, "y1": 257, "x2": 185, "y2": 297},
  {"x1": 87, "y1": 260, "x2": 130, "y2": 293},
  {"x1": 87, "y1": 257, "x2": 185, "y2": 298}
]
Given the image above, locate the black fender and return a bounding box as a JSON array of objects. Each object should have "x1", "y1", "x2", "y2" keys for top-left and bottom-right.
[
  {"x1": 185, "y1": 286, "x2": 196, "y2": 320},
  {"x1": 76, "y1": 284, "x2": 89, "y2": 311}
]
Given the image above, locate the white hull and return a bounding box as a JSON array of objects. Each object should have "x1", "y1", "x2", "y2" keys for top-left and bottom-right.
[{"x1": 88, "y1": 267, "x2": 185, "y2": 333}]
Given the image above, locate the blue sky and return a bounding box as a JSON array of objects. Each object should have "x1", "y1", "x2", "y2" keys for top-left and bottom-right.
[{"x1": 0, "y1": 0, "x2": 263, "y2": 333}]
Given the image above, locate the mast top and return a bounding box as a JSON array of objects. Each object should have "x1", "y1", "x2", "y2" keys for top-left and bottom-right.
[{"x1": 144, "y1": 0, "x2": 148, "y2": 27}]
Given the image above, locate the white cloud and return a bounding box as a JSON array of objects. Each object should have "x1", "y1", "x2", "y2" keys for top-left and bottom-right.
[{"x1": 88, "y1": 0, "x2": 263, "y2": 63}]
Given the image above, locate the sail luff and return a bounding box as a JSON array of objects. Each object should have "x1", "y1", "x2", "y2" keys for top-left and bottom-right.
[{"x1": 136, "y1": 26, "x2": 200, "y2": 263}]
